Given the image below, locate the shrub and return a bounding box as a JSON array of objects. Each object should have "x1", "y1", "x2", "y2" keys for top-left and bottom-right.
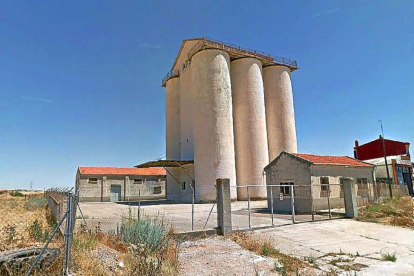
[
  {"x1": 120, "y1": 217, "x2": 170, "y2": 253},
  {"x1": 3, "y1": 224, "x2": 18, "y2": 242},
  {"x1": 25, "y1": 197, "x2": 47, "y2": 210},
  {"x1": 28, "y1": 219, "x2": 49, "y2": 242},
  {"x1": 260, "y1": 240, "x2": 279, "y2": 256},
  {"x1": 10, "y1": 190, "x2": 24, "y2": 197}
]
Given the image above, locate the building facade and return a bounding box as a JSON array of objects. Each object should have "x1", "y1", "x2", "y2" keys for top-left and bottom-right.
[
  {"x1": 264, "y1": 152, "x2": 376, "y2": 213},
  {"x1": 354, "y1": 137, "x2": 413, "y2": 196},
  {"x1": 76, "y1": 167, "x2": 166, "y2": 202},
  {"x1": 163, "y1": 37, "x2": 299, "y2": 202}
]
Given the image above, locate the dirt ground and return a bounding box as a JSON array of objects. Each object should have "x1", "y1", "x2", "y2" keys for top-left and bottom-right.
[{"x1": 178, "y1": 236, "x2": 322, "y2": 276}]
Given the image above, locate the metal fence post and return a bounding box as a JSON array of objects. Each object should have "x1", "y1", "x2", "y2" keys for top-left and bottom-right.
[
  {"x1": 191, "y1": 187, "x2": 195, "y2": 231},
  {"x1": 26, "y1": 212, "x2": 68, "y2": 276},
  {"x1": 291, "y1": 185, "x2": 296, "y2": 224},
  {"x1": 138, "y1": 190, "x2": 141, "y2": 220},
  {"x1": 247, "y1": 186, "x2": 251, "y2": 229},
  {"x1": 270, "y1": 186, "x2": 274, "y2": 226},
  {"x1": 327, "y1": 183, "x2": 332, "y2": 219},
  {"x1": 64, "y1": 193, "x2": 73, "y2": 275},
  {"x1": 311, "y1": 184, "x2": 315, "y2": 221}
]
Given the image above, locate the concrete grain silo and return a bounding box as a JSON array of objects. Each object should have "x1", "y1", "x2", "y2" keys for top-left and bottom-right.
[
  {"x1": 230, "y1": 58, "x2": 269, "y2": 200},
  {"x1": 263, "y1": 66, "x2": 298, "y2": 161},
  {"x1": 179, "y1": 61, "x2": 195, "y2": 161},
  {"x1": 156, "y1": 37, "x2": 298, "y2": 202},
  {"x1": 165, "y1": 77, "x2": 181, "y2": 160},
  {"x1": 165, "y1": 77, "x2": 182, "y2": 199},
  {"x1": 192, "y1": 49, "x2": 237, "y2": 201}
]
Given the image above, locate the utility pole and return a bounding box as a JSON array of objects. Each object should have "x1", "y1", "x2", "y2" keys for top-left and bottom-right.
[{"x1": 379, "y1": 120, "x2": 392, "y2": 198}]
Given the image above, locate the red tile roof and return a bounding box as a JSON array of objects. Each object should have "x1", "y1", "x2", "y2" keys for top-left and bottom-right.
[
  {"x1": 292, "y1": 153, "x2": 374, "y2": 167},
  {"x1": 78, "y1": 167, "x2": 166, "y2": 176}
]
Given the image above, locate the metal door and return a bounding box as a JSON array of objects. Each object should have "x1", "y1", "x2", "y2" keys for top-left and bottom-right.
[
  {"x1": 110, "y1": 185, "x2": 121, "y2": 202},
  {"x1": 403, "y1": 173, "x2": 413, "y2": 196}
]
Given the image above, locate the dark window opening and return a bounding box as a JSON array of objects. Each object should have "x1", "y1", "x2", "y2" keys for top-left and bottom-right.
[
  {"x1": 153, "y1": 186, "x2": 162, "y2": 194},
  {"x1": 134, "y1": 179, "x2": 143, "y2": 184},
  {"x1": 280, "y1": 182, "x2": 293, "y2": 196},
  {"x1": 320, "y1": 177, "x2": 329, "y2": 191},
  {"x1": 88, "y1": 178, "x2": 98, "y2": 184}
]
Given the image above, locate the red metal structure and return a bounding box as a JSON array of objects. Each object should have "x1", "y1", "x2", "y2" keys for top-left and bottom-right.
[{"x1": 354, "y1": 136, "x2": 410, "y2": 160}]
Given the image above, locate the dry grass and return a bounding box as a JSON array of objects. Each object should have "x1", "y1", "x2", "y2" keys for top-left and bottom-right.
[
  {"x1": 69, "y1": 223, "x2": 179, "y2": 276},
  {"x1": 0, "y1": 195, "x2": 57, "y2": 251},
  {"x1": 230, "y1": 232, "x2": 312, "y2": 275},
  {"x1": 357, "y1": 196, "x2": 413, "y2": 229},
  {"x1": 1, "y1": 193, "x2": 180, "y2": 276}
]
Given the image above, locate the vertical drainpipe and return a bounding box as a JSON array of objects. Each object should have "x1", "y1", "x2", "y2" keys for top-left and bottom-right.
[
  {"x1": 101, "y1": 176, "x2": 105, "y2": 202},
  {"x1": 124, "y1": 176, "x2": 126, "y2": 201}
]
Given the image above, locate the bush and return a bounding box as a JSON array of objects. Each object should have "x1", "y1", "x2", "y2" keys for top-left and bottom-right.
[
  {"x1": 25, "y1": 197, "x2": 47, "y2": 210},
  {"x1": 28, "y1": 219, "x2": 49, "y2": 242},
  {"x1": 120, "y1": 217, "x2": 170, "y2": 253},
  {"x1": 10, "y1": 190, "x2": 24, "y2": 197}
]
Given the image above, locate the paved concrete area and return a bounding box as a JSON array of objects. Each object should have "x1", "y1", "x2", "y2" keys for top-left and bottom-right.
[
  {"x1": 252, "y1": 219, "x2": 414, "y2": 275},
  {"x1": 77, "y1": 200, "x2": 329, "y2": 233}
]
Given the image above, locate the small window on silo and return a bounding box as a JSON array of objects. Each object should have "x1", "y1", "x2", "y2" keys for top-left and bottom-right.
[{"x1": 181, "y1": 182, "x2": 186, "y2": 191}]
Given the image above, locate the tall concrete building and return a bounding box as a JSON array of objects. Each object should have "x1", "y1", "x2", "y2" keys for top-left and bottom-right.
[{"x1": 159, "y1": 37, "x2": 298, "y2": 202}]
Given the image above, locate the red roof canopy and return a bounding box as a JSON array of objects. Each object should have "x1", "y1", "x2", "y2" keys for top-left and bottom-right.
[
  {"x1": 78, "y1": 167, "x2": 166, "y2": 176},
  {"x1": 292, "y1": 153, "x2": 374, "y2": 167},
  {"x1": 354, "y1": 138, "x2": 409, "y2": 161}
]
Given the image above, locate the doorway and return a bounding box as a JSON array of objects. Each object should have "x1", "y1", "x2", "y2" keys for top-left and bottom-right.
[{"x1": 110, "y1": 185, "x2": 121, "y2": 202}]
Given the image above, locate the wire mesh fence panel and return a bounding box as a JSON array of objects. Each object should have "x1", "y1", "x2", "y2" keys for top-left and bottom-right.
[
  {"x1": 233, "y1": 186, "x2": 276, "y2": 229},
  {"x1": 311, "y1": 183, "x2": 346, "y2": 222},
  {"x1": 0, "y1": 188, "x2": 78, "y2": 275},
  {"x1": 75, "y1": 185, "x2": 219, "y2": 234},
  {"x1": 0, "y1": 191, "x2": 56, "y2": 252}
]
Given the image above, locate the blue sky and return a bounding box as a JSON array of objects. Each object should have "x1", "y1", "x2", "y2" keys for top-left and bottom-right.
[{"x1": 0, "y1": 1, "x2": 413, "y2": 189}]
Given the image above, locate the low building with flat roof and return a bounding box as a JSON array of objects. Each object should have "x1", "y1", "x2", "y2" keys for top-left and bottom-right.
[{"x1": 76, "y1": 167, "x2": 166, "y2": 202}]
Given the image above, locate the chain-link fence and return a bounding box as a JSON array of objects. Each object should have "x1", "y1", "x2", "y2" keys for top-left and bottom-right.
[
  {"x1": 231, "y1": 182, "x2": 411, "y2": 230},
  {"x1": 0, "y1": 188, "x2": 77, "y2": 275},
  {"x1": 75, "y1": 185, "x2": 218, "y2": 234},
  {"x1": 0, "y1": 191, "x2": 51, "y2": 252}
]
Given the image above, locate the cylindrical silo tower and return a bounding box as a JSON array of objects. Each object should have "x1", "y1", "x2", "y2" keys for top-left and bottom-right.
[
  {"x1": 191, "y1": 49, "x2": 237, "y2": 201},
  {"x1": 263, "y1": 66, "x2": 298, "y2": 162},
  {"x1": 165, "y1": 77, "x2": 181, "y2": 199},
  {"x1": 179, "y1": 65, "x2": 195, "y2": 161},
  {"x1": 165, "y1": 77, "x2": 181, "y2": 160},
  {"x1": 231, "y1": 58, "x2": 269, "y2": 200}
]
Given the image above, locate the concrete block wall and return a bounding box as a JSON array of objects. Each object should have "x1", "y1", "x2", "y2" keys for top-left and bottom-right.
[
  {"x1": 265, "y1": 152, "x2": 376, "y2": 213},
  {"x1": 77, "y1": 174, "x2": 166, "y2": 202}
]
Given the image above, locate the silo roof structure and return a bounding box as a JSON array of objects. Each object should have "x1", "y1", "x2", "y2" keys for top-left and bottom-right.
[{"x1": 162, "y1": 37, "x2": 298, "y2": 87}]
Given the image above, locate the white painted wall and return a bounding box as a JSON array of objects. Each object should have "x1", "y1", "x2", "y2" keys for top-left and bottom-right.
[
  {"x1": 263, "y1": 66, "x2": 298, "y2": 162},
  {"x1": 231, "y1": 58, "x2": 268, "y2": 199},
  {"x1": 191, "y1": 49, "x2": 237, "y2": 201}
]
